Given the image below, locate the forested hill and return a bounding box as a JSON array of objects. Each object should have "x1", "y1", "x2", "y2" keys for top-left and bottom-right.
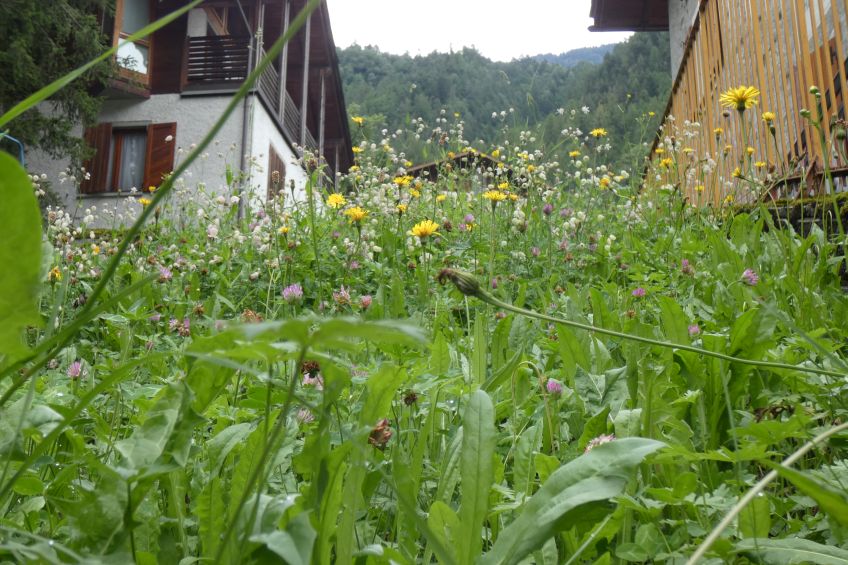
[
  {"x1": 533, "y1": 44, "x2": 616, "y2": 67},
  {"x1": 337, "y1": 32, "x2": 672, "y2": 167}
]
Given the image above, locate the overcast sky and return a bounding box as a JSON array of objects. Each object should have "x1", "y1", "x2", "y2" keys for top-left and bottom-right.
[{"x1": 325, "y1": 0, "x2": 632, "y2": 62}]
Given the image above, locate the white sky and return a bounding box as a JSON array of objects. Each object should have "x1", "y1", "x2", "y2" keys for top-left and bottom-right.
[{"x1": 325, "y1": 0, "x2": 632, "y2": 62}]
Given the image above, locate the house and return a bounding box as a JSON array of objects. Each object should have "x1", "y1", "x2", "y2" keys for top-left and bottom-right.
[
  {"x1": 590, "y1": 0, "x2": 848, "y2": 201},
  {"x1": 26, "y1": 0, "x2": 353, "y2": 220}
]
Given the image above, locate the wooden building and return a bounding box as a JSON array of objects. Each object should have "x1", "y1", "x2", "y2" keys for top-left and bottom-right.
[
  {"x1": 27, "y1": 0, "x2": 353, "y2": 219},
  {"x1": 590, "y1": 0, "x2": 848, "y2": 202}
]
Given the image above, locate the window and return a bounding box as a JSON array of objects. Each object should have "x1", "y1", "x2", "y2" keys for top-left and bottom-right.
[
  {"x1": 267, "y1": 145, "x2": 286, "y2": 200},
  {"x1": 80, "y1": 122, "x2": 176, "y2": 194},
  {"x1": 115, "y1": 0, "x2": 152, "y2": 82}
]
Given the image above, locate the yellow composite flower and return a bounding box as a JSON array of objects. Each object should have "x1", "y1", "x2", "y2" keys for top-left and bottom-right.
[
  {"x1": 590, "y1": 128, "x2": 608, "y2": 138},
  {"x1": 447, "y1": 151, "x2": 456, "y2": 159},
  {"x1": 527, "y1": 164, "x2": 536, "y2": 173},
  {"x1": 682, "y1": 147, "x2": 694, "y2": 155},
  {"x1": 352, "y1": 146, "x2": 363, "y2": 154},
  {"x1": 754, "y1": 161, "x2": 767, "y2": 168},
  {"x1": 648, "y1": 111, "x2": 656, "y2": 117},
  {"x1": 491, "y1": 149, "x2": 500, "y2": 159},
  {"x1": 714, "y1": 127, "x2": 724, "y2": 136},
  {"x1": 344, "y1": 206, "x2": 368, "y2": 223},
  {"x1": 139, "y1": 197, "x2": 153, "y2": 207},
  {"x1": 278, "y1": 225, "x2": 290, "y2": 235},
  {"x1": 91, "y1": 244, "x2": 100, "y2": 255},
  {"x1": 695, "y1": 185, "x2": 705, "y2": 192},
  {"x1": 724, "y1": 194, "x2": 735, "y2": 204},
  {"x1": 659, "y1": 158, "x2": 674, "y2": 169},
  {"x1": 326, "y1": 193, "x2": 347, "y2": 208},
  {"x1": 762, "y1": 111, "x2": 776, "y2": 123},
  {"x1": 404, "y1": 160, "x2": 413, "y2": 167},
  {"x1": 483, "y1": 190, "x2": 507, "y2": 202},
  {"x1": 48, "y1": 266, "x2": 62, "y2": 282},
  {"x1": 732, "y1": 167, "x2": 743, "y2": 178},
  {"x1": 352, "y1": 116, "x2": 365, "y2": 126},
  {"x1": 599, "y1": 177, "x2": 611, "y2": 188},
  {"x1": 746, "y1": 146, "x2": 756, "y2": 155},
  {"x1": 569, "y1": 150, "x2": 581, "y2": 158},
  {"x1": 508, "y1": 193, "x2": 518, "y2": 201},
  {"x1": 393, "y1": 175, "x2": 413, "y2": 187},
  {"x1": 720, "y1": 86, "x2": 760, "y2": 111},
  {"x1": 410, "y1": 189, "x2": 421, "y2": 198},
  {"x1": 349, "y1": 165, "x2": 360, "y2": 172},
  {"x1": 147, "y1": 185, "x2": 157, "y2": 193},
  {"x1": 408, "y1": 219, "x2": 440, "y2": 239},
  {"x1": 655, "y1": 148, "x2": 665, "y2": 155},
  {"x1": 497, "y1": 181, "x2": 509, "y2": 190},
  {"x1": 397, "y1": 203, "x2": 408, "y2": 214},
  {"x1": 436, "y1": 194, "x2": 446, "y2": 202}
]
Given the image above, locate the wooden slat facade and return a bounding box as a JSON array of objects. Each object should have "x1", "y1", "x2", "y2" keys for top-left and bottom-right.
[{"x1": 656, "y1": 0, "x2": 848, "y2": 203}]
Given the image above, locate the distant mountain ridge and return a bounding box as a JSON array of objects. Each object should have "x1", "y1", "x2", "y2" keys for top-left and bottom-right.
[{"x1": 532, "y1": 44, "x2": 617, "y2": 67}]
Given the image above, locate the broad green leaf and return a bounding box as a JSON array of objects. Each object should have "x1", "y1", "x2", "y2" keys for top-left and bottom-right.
[
  {"x1": 578, "y1": 405, "x2": 611, "y2": 451},
  {"x1": 0, "y1": 151, "x2": 42, "y2": 368},
  {"x1": 427, "y1": 501, "x2": 460, "y2": 564},
  {"x1": 735, "y1": 537, "x2": 848, "y2": 564},
  {"x1": 658, "y1": 296, "x2": 689, "y2": 344},
  {"x1": 472, "y1": 315, "x2": 488, "y2": 383},
  {"x1": 739, "y1": 495, "x2": 771, "y2": 538},
  {"x1": 481, "y1": 438, "x2": 665, "y2": 565},
  {"x1": 458, "y1": 390, "x2": 496, "y2": 564},
  {"x1": 251, "y1": 512, "x2": 316, "y2": 565},
  {"x1": 763, "y1": 461, "x2": 848, "y2": 528}
]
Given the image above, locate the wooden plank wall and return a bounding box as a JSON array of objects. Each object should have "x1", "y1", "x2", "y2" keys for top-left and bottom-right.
[{"x1": 657, "y1": 0, "x2": 848, "y2": 203}]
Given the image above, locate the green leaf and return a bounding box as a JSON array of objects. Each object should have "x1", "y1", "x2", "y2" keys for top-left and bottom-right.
[
  {"x1": 735, "y1": 537, "x2": 848, "y2": 564},
  {"x1": 0, "y1": 151, "x2": 42, "y2": 368},
  {"x1": 763, "y1": 461, "x2": 848, "y2": 528},
  {"x1": 458, "y1": 390, "x2": 496, "y2": 564},
  {"x1": 739, "y1": 495, "x2": 771, "y2": 538},
  {"x1": 427, "y1": 501, "x2": 460, "y2": 564},
  {"x1": 472, "y1": 315, "x2": 488, "y2": 384},
  {"x1": 251, "y1": 512, "x2": 316, "y2": 565},
  {"x1": 578, "y1": 405, "x2": 611, "y2": 451},
  {"x1": 658, "y1": 296, "x2": 689, "y2": 344},
  {"x1": 481, "y1": 438, "x2": 665, "y2": 565}
]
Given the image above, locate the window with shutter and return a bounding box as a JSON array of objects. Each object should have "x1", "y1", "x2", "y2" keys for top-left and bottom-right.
[
  {"x1": 78, "y1": 121, "x2": 175, "y2": 195},
  {"x1": 267, "y1": 145, "x2": 286, "y2": 200}
]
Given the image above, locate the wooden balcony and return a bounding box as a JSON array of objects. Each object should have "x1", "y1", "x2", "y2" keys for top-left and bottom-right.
[{"x1": 181, "y1": 35, "x2": 321, "y2": 162}]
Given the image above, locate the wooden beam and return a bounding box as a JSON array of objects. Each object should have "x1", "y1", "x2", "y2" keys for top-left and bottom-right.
[
  {"x1": 300, "y1": 12, "x2": 311, "y2": 149},
  {"x1": 277, "y1": 0, "x2": 290, "y2": 122},
  {"x1": 318, "y1": 68, "x2": 326, "y2": 185}
]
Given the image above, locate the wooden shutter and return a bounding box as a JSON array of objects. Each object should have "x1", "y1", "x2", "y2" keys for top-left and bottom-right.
[
  {"x1": 79, "y1": 123, "x2": 112, "y2": 194},
  {"x1": 143, "y1": 122, "x2": 177, "y2": 190},
  {"x1": 267, "y1": 144, "x2": 286, "y2": 200}
]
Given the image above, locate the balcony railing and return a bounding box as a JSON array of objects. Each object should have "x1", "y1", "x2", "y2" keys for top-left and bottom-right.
[{"x1": 182, "y1": 36, "x2": 321, "y2": 165}]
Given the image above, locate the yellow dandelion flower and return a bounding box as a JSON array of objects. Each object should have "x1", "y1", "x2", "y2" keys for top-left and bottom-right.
[
  {"x1": 147, "y1": 185, "x2": 157, "y2": 193},
  {"x1": 408, "y1": 219, "x2": 440, "y2": 239},
  {"x1": 497, "y1": 181, "x2": 509, "y2": 190},
  {"x1": 410, "y1": 189, "x2": 421, "y2": 198},
  {"x1": 762, "y1": 111, "x2": 776, "y2": 123},
  {"x1": 491, "y1": 149, "x2": 500, "y2": 159},
  {"x1": 724, "y1": 194, "x2": 735, "y2": 204},
  {"x1": 569, "y1": 150, "x2": 581, "y2": 158},
  {"x1": 397, "y1": 203, "x2": 408, "y2": 214},
  {"x1": 436, "y1": 194, "x2": 446, "y2": 202},
  {"x1": 732, "y1": 167, "x2": 743, "y2": 178},
  {"x1": 660, "y1": 158, "x2": 674, "y2": 169},
  {"x1": 447, "y1": 151, "x2": 456, "y2": 159},
  {"x1": 754, "y1": 161, "x2": 767, "y2": 168},
  {"x1": 352, "y1": 146, "x2": 363, "y2": 154},
  {"x1": 139, "y1": 197, "x2": 153, "y2": 207},
  {"x1": 483, "y1": 190, "x2": 507, "y2": 202},
  {"x1": 404, "y1": 160, "x2": 413, "y2": 167},
  {"x1": 746, "y1": 146, "x2": 755, "y2": 155},
  {"x1": 599, "y1": 177, "x2": 611, "y2": 188},
  {"x1": 590, "y1": 128, "x2": 608, "y2": 138},
  {"x1": 648, "y1": 111, "x2": 656, "y2": 117},
  {"x1": 508, "y1": 193, "x2": 518, "y2": 201},
  {"x1": 720, "y1": 86, "x2": 760, "y2": 111},
  {"x1": 695, "y1": 185, "x2": 705, "y2": 192},
  {"x1": 655, "y1": 148, "x2": 665, "y2": 155},
  {"x1": 682, "y1": 147, "x2": 694, "y2": 155},
  {"x1": 714, "y1": 127, "x2": 724, "y2": 136},
  {"x1": 278, "y1": 225, "x2": 290, "y2": 235},
  {"x1": 48, "y1": 266, "x2": 62, "y2": 282},
  {"x1": 349, "y1": 165, "x2": 360, "y2": 172},
  {"x1": 527, "y1": 164, "x2": 536, "y2": 173},
  {"x1": 91, "y1": 244, "x2": 100, "y2": 255},
  {"x1": 352, "y1": 116, "x2": 365, "y2": 126},
  {"x1": 393, "y1": 175, "x2": 412, "y2": 187},
  {"x1": 326, "y1": 193, "x2": 347, "y2": 208},
  {"x1": 344, "y1": 206, "x2": 368, "y2": 223},
  {"x1": 724, "y1": 144, "x2": 733, "y2": 154}
]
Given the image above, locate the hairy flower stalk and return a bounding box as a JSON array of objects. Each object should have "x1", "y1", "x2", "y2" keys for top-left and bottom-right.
[{"x1": 437, "y1": 269, "x2": 846, "y2": 379}]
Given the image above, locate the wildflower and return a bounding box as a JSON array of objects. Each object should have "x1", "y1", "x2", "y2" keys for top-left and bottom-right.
[
  {"x1": 754, "y1": 161, "x2": 767, "y2": 169},
  {"x1": 584, "y1": 433, "x2": 615, "y2": 453},
  {"x1": 464, "y1": 213, "x2": 475, "y2": 224},
  {"x1": 344, "y1": 206, "x2": 368, "y2": 224},
  {"x1": 659, "y1": 158, "x2": 674, "y2": 169},
  {"x1": 351, "y1": 116, "x2": 365, "y2": 126},
  {"x1": 648, "y1": 111, "x2": 656, "y2": 117},
  {"x1": 531, "y1": 246, "x2": 541, "y2": 257},
  {"x1": 207, "y1": 224, "x2": 219, "y2": 239},
  {"x1": 278, "y1": 225, "x2": 290, "y2": 235},
  {"x1": 91, "y1": 244, "x2": 100, "y2": 255},
  {"x1": 695, "y1": 185, "x2": 705, "y2": 192},
  {"x1": 491, "y1": 149, "x2": 500, "y2": 159},
  {"x1": 720, "y1": 86, "x2": 760, "y2": 111},
  {"x1": 655, "y1": 148, "x2": 665, "y2": 155},
  {"x1": 714, "y1": 127, "x2": 724, "y2": 136},
  {"x1": 296, "y1": 408, "x2": 315, "y2": 424},
  {"x1": 688, "y1": 324, "x2": 701, "y2": 336},
  {"x1": 368, "y1": 419, "x2": 393, "y2": 450},
  {"x1": 483, "y1": 190, "x2": 507, "y2": 203},
  {"x1": 410, "y1": 188, "x2": 421, "y2": 198},
  {"x1": 527, "y1": 164, "x2": 536, "y2": 173},
  {"x1": 48, "y1": 266, "x2": 62, "y2": 282},
  {"x1": 681, "y1": 259, "x2": 694, "y2": 275},
  {"x1": 682, "y1": 147, "x2": 694, "y2": 155},
  {"x1": 139, "y1": 197, "x2": 153, "y2": 207},
  {"x1": 497, "y1": 181, "x2": 509, "y2": 190},
  {"x1": 147, "y1": 185, "x2": 157, "y2": 193},
  {"x1": 762, "y1": 111, "x2": 776, "y2": 123},
  {"x1": 67, "y1": 360, "x2": 82, "y2": 379},
  {"x1": 542, "y1": 203, "x2": 554, "y2": 216},
  {"x1": 333, "y1": 285, "x2": 351, "y2": 305},
  {"x1": 393, "y1": 175, "x2": 413, "y2": 187},
  {"x1": 599, "y1": 177, "x2": 611, "y2": 189},
  {"x1": 158, "y1": 266, "x2": 173, "y2": 282},
  {"x1": 403, "y1": 391, "x2": 418, "y2": 405},
  {"x1": 632, "y1": 287, "x2": 646, "y2": 298},
  {"x1": 436, "y1": 193, "x2": 446, "y2": 202},
  {"x1": 569, "y1": 150, "x2": 581, "y2": 158},
  {"x1": 546, "y1": 379, "x2": 563, "y2": 396},
  {"x1": 352, "y1": 146, "x2": 363, "y2": 154},
  {"x1": 590, "y1": 128, "x2": 608, "y2": 138},
  {"x1": 742, "y1": 268, "x2": 759, "y2": 286},
  {"x1": 326, "y1": 193, "x2": 347, "y2": 208},
  {"x1": 746, "y1": 146, "x2": 755, "y2": 155},
  {"x1": 509, "y1": 193, "x2": 519, "y2": 201},
  {"x1": 732, "y1": 167, "x2": 743, "y2": 178},
  {"x1": 360, "y1": 295, "x2": 372, "y2": 310},
  {"x1": 302, "y1": 372, "x2": 324, "y2": 390},
  {"x1": 408, "y1": 219, "x2": 440, "y2": 240},
  {"x1": 178, "y1": 317, "x2": 191, "y2": 337},
  {"x1": 282, "y1": 283, "x2": 304, "y2": 304},
  {"x1": 349, "y1": 165, "x2": 360, "y2": 172},
  {"x1": 150, "y1": 313, "x2": 161, "y2": 323},
  {"x1": 724, "y1": 194, "x2": 735, "y2": 204},
  {"x1": 397, "y1": 203, "x2": 408, "y2": 214}
]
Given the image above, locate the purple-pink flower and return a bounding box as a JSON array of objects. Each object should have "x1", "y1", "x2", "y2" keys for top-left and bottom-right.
[
  {"x1": 464, "y1": 213, "x2": 475, "y2": 224},
  {"x1": 546, "y1": 379, "x2": 563, "y2": 396},
  {"x1": 333, "y1": 285, "x2": 351, "y2": 305},
  {"x1": 360, "y1": 295, "x2": 372, "y2": 310},
  {"x1": 688, "y1": 324, "x2": 701, "y2": 336},
  {"x1": 67, "y1": 360, "x2": 82, "y2": 379},
  {"x1": 584, "y1": 433, "x2": 615, "y2": 454},
  {"x1": 742, "y1": 268, "x2": 759, "y2": 286},
  {"x1": 542, "y1": 203, "x2": 554, "y2": 216},
  {"x1": 681, "y1": 259, "x2": 694, "y2": 275},
  {"x1": 632, "y1": 287, "x2": 646, "y2": 298},
  {"x1": 531, "y1": 246, "x2": 541, "y2": 257},
  {"x1": 282, "y1": 283, "x2": 304, "y2": 304},
  {"x1": 158, "y1": 266, "x2": 172, "y2": 282}
]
